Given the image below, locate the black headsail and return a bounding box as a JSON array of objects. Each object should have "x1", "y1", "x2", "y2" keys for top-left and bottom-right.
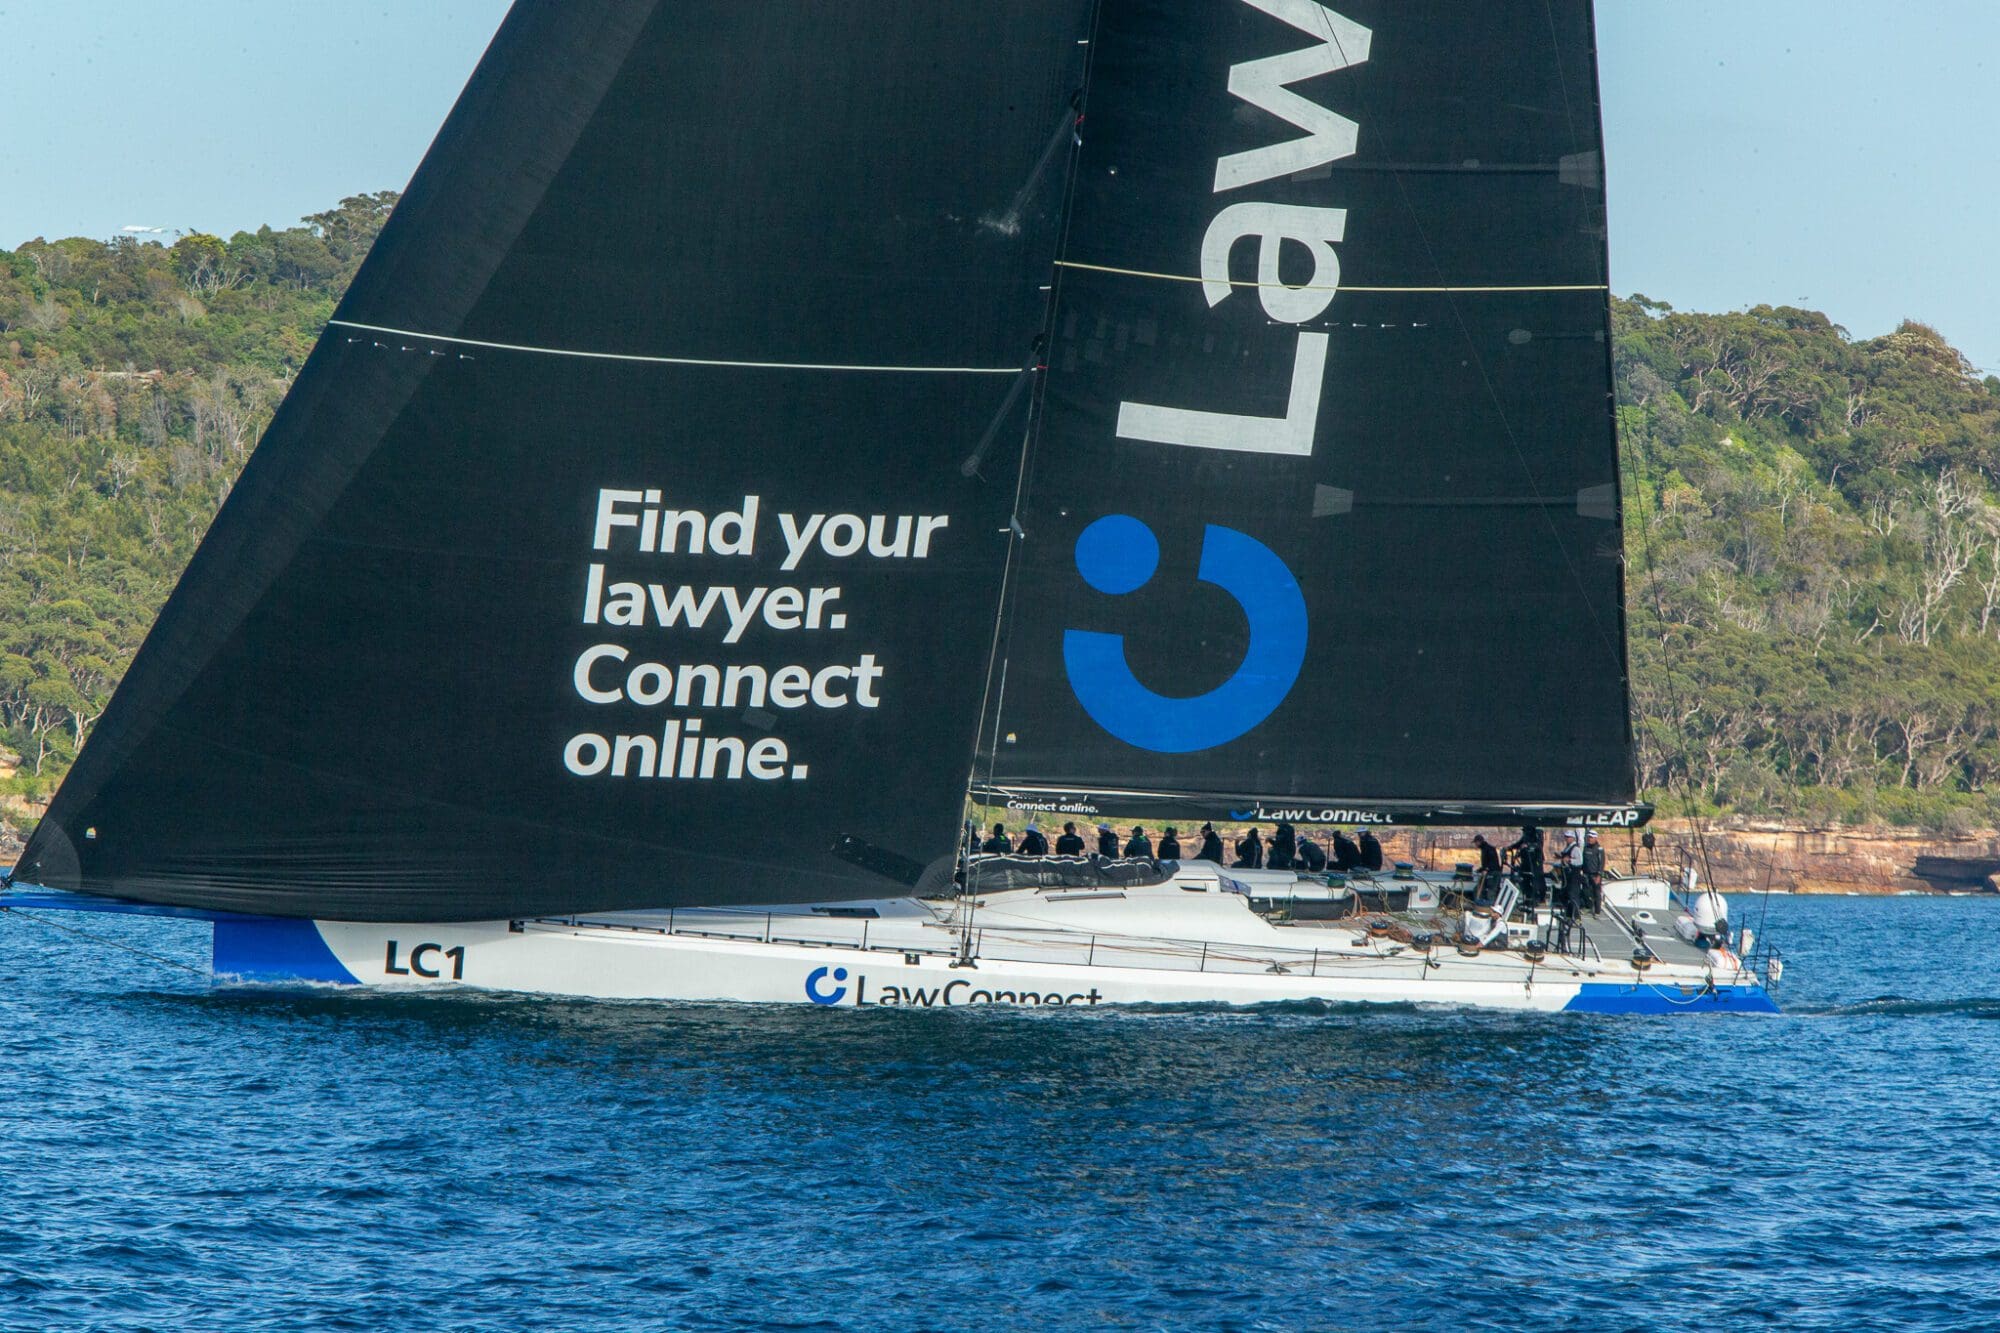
[
  {"x1": 14, "y1": 0, "x2": 1098, "y2": 919},
  {"x1": 973, "y1": 0, "x2": 1645, "y2": 829}
]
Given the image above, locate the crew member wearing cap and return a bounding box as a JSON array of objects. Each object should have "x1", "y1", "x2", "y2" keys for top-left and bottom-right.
[
  {"x1": 1158, "y1": 826, "x2": 1182, "y2": 859},
  {"x1": 1096, "y1": 823, "x2": 1120, "y2": 857},
  {"x1": 1555, "y1": 831, "x2": 1584, "y2": 915},
  {"x1": 1582, "y1": 831, "x2": 1606, "y2": 913},
  {"x1": 1197, "y1": 823, "x2": 1225, "y2": 863},
  {"x1": 1124, "y1": 826, "x2": 1154, "y2": 858},
  {"x1": 1018, "y1": 822, "x2": 1048, "y2": 857},
  {"x1": 1358, "y1": 829, "x2": 1384, "y2": 871}
]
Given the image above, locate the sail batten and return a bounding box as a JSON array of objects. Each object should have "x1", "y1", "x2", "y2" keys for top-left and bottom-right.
[{"x1": 326, "y1": 321, "x2": 1029, "y2": 375}]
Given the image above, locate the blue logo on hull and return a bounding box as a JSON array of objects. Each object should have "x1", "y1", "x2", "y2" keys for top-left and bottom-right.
[
  {"x1": 805, "y1": 966, "x2": 849, "y2": 1005},
  {"x1": 1064, "y1": 516, "x2": 1307, "y2": 753}
]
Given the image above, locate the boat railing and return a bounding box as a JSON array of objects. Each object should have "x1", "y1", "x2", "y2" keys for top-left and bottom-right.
[
  {"x1": 1737, "y1": 934, "x2": 1783, "y2": 988},
  {"x1": 545, "y1": 909, "x2": 928, "y2": 959},
  {"x1": 531, "y1": 907, "x2": 1619, "y2": 981}
]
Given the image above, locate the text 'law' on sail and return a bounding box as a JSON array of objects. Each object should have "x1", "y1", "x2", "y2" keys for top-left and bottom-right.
[
  {"x1": 562, "y1": 489, "x2": 949, "y2": 786},
  {"x1": 1116, "y1": 0, "x2": 1369, "y2": 458}
]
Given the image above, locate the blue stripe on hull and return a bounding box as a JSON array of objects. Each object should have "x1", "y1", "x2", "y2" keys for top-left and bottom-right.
[
  {"x1": 1564, "y1": 981, "x2": 1780, "y2": 1015},
  {"x1": 212, "y1": 918, "x2": 359, "y2": 985}
]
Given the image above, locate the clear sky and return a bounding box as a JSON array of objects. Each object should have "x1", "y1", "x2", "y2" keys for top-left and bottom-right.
[{"x1": 3, "y1": 2, "x2": 1994, "y2": 370}]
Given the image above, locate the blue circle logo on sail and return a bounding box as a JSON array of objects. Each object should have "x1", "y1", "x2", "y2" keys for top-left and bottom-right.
[{"x1": 1064, "y1": 516, "x2": 1307, "y2": 754}]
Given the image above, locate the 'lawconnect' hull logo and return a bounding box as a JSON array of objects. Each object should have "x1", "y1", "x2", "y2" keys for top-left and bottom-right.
[{"x1": 803, "y1": 967, "x2": 1104, "y2": 1008}]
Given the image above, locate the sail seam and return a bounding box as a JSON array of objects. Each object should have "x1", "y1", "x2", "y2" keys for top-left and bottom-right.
[
  {"x1": 1051, "y1": 260, "x2": 1607, "y2": 294},
  {"x1": 327, "y1": 321, "x2": 1022, "y2": 374}
]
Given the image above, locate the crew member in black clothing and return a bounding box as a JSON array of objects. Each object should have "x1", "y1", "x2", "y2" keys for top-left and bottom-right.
[
  {"x1": 1234, "y1": 827, "x2": 1264, "y2": 869},
  {"x1": 1331, "y1": 830, "x2": 1361, "y2": 870},
  {"x1": 980, "y1": 822, "x2": 1011, "y2": 855},
  {"x1": 1124, "y1": 826, "x2": 1153, "y2": 858},
  {"x1": 1296, "y1": 834, "x2": 1328, "y2": 872},
  {"x1": 1474, "y1": 833, "x2": 1502, "y2": 876},
  {"x1": 1582, "y1": 831, "x2": 1606, "y2": 913},
  {"x1": 1268, "y1": 821, "x2": 1297, "y2": 870},
  {"x1": 1018, "y1": 823, "x2": 1048, "y2": 857},
  {"x1": 1055, "y1": 821, "x2": 1087, "y2": 856},
  {"x1": 1197, "y1": 823, "x2": 1225, "y2": 863},
  {"x1": 1158, "y1": 827, "x2": 1182, "y2": 859},
  {"x1": 1096, "y1": 823, "x2": 1120, "y2": 857},
  {"x1": 1507, "y1": 825, "x2": 1545, "y2": 905},
  {"x1": 1358, "y1": 829, "x2": 1384, "y2": 871}
]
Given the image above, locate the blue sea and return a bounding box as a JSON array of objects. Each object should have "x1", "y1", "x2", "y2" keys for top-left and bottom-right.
[{"x1": 2, "y1": 894, "x2": 1996, "y2": 1332}]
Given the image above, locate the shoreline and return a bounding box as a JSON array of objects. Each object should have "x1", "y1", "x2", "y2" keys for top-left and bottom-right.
[
  {"x1": 973, "y1": 808, "x2": 2000, "y2": 897},
  {"x1": 12, "y1": 805, "x2": 2000, "y2": 899}
]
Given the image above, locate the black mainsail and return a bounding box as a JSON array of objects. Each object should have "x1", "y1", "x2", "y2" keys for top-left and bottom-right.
[
  {"x1": 14, "y1": 0, "x2": 1098, "y2": 919},
  {"x1": 16, "y1": 0, "x2": 1642, "y2": 925},
  {"x1": 975, "y1": 0, "x2": 1640, "y2": 827}
]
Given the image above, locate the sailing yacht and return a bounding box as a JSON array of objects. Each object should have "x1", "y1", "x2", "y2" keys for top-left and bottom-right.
[{"x1": 2, "y1": 0, "x2": 1780, "y2": 1014}]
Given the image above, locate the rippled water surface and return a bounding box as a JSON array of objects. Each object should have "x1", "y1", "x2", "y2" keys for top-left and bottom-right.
[{"x1": 2, "y1": 895, "x2": 1997, "y2": 1331}]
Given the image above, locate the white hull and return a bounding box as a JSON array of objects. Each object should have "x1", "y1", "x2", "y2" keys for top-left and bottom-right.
[{"x1": 212, "y1": 867, "x2": 1781, "y2": 1016}]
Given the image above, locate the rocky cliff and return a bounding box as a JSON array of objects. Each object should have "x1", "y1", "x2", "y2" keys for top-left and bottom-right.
[{"x1": 1366, "y1": 821, "x2": 1999, "y2": 895}]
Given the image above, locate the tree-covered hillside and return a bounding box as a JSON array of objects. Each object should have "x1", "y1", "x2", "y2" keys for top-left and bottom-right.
[
  {"x1": 4, "y1": 196, "x2": 2000, "y2": 830},
  {"x1": 1620, "y1": 298, "x2": 2000, "y2": 830},
  {"x1": 0, "y1": 195, "x2": 394, "y2": 783}
]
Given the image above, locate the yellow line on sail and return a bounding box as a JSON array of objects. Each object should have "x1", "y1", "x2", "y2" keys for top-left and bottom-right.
[{"x1": 1052, "y1": 260, "x2": 1608, "y2": 295}]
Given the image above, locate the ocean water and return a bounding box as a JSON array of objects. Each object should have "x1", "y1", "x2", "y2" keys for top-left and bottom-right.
[{"x1": 1, "y1": 895, "x2": 1996, "y2": 1332}]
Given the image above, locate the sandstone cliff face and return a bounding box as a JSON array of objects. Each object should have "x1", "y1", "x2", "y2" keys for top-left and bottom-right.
[
  {"x1": 1353, "y1": 822, "x2": 1998, "y2": 896},
  {"x1": 1638, "y1": 822, "x2": 2000, "y2": 896}
]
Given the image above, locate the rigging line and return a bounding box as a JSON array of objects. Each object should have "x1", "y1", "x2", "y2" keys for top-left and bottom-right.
[
  {"x1": 326, "y1": 321, "x2": 1022, "y2": 375},
  {"x1": 1051, "y1": 260, "x2": 1607, "y2": 295},
  {"x1": 1544, "y1": 0, "x2": 1640, "y2": 760},
  {"x1": 1310, "y1": 8, "x2": 1628, "y2": 680},
  {"x1": 1541, "y1": 0, "x2": 1585, "y2": 146},
  {"x1": 962, "y1": 5, "x2": 1107, "y2": 930},
  {"x1": 1, "y1": 906, "x2": 209, "y2": 977},
  {"x1": 968, "y1": 0, "x2": 1106, "y2": 826},
  {"x1": 1618, "y1": 380, "x2": 1723, "y2": 899}
]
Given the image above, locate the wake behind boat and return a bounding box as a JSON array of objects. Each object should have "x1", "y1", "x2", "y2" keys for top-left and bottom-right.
[{"x1": 2, "y1": 0, "x2": 1782, "y2": 1014}]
